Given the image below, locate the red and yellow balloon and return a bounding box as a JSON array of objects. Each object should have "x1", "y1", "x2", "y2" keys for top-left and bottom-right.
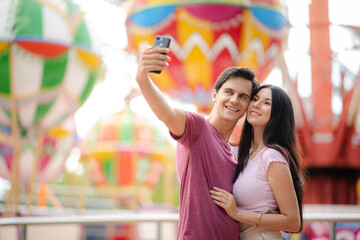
[
  {"x1": 126, "y1": 0, "x2": 289, "y2": 112},
  {"x1": 81, "y1": 107, "x2": 178, "y2": 205}
]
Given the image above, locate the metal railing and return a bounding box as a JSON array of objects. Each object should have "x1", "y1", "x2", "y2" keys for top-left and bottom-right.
[
  {"x1": 1, "y1": 205, "x2": 360, "y2": 240},
  {"x1": 0, "y1": 213, "x2": 179, "y2": 240}
]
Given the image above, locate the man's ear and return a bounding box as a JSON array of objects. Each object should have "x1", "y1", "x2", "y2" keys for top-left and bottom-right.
[{"x1": 212, "y1": 89, "x2": 217, "y2": 103}]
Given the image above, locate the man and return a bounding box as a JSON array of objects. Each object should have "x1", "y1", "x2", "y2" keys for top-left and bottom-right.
[{"x1": 136, "y1": 46, "x2": 259, "y2": 239}]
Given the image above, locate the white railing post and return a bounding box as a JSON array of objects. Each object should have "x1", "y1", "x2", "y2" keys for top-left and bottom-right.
[
  {"x1": 329, "y1": 222, "x2": 336, "y2": 240},
  {"x1": 20, "y1": 224, "x2": 26, "y2": 240}
]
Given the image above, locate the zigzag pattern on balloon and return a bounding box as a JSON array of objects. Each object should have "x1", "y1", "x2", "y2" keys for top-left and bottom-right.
[{"x1": 139, "y1": 32, "x2": 280, "y2": 66}]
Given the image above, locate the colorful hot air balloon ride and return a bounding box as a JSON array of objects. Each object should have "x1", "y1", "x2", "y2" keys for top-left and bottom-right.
[
  {"x1": 126, "y1": 0, "x2": 289, "y2": 112},
  {"x1": 0, "y1": 121, "x2": 77, "y2": 184},
  {"x1": 0, "y1": 0, "x2": 102, "y2": 131},
  {"x1": 0, "y1": 0, "x2": 101, "y2": 213},
  {"x1": 81, "y1": 106, "x2": 179, "y2": 206}
]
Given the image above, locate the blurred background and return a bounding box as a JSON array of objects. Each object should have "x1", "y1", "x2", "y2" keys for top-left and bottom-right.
[{"x1": 0, "y1": 0, "x2": 359, "y2": 239}]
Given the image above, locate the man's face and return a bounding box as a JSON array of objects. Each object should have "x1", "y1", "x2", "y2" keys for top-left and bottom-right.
[{"x1": 212, "y1": 77, "x2": 253, "y2": 123}]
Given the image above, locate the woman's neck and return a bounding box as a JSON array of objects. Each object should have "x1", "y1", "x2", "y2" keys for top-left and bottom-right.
[{"x1": 252, "y1": 127, "x2": 265, "y2": 151}]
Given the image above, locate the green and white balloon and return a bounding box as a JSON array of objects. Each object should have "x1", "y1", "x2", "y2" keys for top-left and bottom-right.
[{"x1": 0, "y1": 0, "x2": 102, "y2": 131}]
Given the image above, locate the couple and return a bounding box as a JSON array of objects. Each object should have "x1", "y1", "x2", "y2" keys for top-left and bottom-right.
[{"x1": 136, "y1": 46, "x2": 305, "y2": 239}]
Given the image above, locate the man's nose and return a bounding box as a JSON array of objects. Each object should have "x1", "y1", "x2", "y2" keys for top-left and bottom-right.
[{"x1": 230, "y1": 95, "x2": 239, "y2": 103}]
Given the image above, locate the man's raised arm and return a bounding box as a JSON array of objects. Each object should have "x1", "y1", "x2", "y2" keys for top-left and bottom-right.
[{"x1": 136, "y1": 47, "x2": 186, "y2": 137}]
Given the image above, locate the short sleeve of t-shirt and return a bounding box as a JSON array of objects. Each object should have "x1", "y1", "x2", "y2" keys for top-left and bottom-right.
[
  {"x1": 170, "y1": 111, "x2": 205, "y2": 146},
  {"x1": 261, "y1": 148, "x2": 289, "y2": 174}
]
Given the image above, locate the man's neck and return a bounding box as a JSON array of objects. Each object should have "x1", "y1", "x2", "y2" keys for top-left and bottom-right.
[{"x1": 207, "y1": 116, "x2": 237, "y2": 141}]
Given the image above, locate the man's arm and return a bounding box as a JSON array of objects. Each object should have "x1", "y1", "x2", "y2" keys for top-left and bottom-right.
[{"x1": 136, "y1": 47, "x2": 186, "y2": 137}]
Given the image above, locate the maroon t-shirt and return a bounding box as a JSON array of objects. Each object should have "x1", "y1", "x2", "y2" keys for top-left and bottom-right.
[{"x1": 170, "y1": 111, "x2": 239, "y2": 240}]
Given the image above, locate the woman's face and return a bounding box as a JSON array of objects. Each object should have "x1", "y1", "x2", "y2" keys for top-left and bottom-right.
[{"x1": 246, "y1": 88, "x2": 272, "y2": 128}]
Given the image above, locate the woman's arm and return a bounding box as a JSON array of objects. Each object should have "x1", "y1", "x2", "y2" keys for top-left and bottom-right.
[
  {"x1": 210, "y1": 162, "x2": 300, "y2": 233},
  {"x1": 267, "y1": 162, "x2": 301, "y2": 232}
]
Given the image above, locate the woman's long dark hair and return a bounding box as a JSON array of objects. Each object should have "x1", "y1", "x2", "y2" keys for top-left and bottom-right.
[{"x1": 234, "y1": 84, "x2": 306, "y2": 232}]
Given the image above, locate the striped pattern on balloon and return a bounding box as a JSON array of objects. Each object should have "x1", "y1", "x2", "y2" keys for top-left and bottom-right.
[
  {"x1": 0, "y1": 0, "x2": 102, "y2": 131},
  {"x1": 81, "y1": 107, "x2": 178, "y2": 205}
]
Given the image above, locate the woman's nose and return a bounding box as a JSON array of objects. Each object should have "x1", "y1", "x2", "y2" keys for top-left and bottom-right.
[{"x1": 253, "y1": 100, "x2": 260, "y2": 108}]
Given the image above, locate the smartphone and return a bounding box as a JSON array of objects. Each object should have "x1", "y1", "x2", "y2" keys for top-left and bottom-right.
[{"x1": 151, "y1": 35, "x2": 171, "y2": 74}]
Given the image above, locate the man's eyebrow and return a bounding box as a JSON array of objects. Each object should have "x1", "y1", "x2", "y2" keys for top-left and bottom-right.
[
  {"x1": 266, "y1": 98, "x2": 272, "y2": 101},
  {"x1": 223, "y1": 87, "x2": 233, "y2": 91},
  {"x1": 240, "y1": 92, "x2": 250, "y2": 98},
  {"x1": 224, "y1": 88, "x2": 250, "y2": 98}
]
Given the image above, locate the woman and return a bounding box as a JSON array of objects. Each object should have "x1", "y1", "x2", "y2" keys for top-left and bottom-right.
[{"x1": 210, "y1": 84, "x2": 305, "y2": 239}]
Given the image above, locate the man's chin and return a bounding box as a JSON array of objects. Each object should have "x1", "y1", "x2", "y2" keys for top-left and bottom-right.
[{"x1": 223, "y1": 115, "x2": 241, "y2": 123}]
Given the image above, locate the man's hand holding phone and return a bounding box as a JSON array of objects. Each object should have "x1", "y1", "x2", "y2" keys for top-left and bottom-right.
[
  {"x1": 150, "y1": 35, "x2": 171, "y2": 74},
  {"x1": 136, "y1": 36, "x2": 171, "y2": 84}
]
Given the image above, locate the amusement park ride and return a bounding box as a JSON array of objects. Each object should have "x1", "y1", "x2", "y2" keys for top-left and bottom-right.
[{"x1": 294, "y1": 0, "x2": 360, "y2": 204}]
